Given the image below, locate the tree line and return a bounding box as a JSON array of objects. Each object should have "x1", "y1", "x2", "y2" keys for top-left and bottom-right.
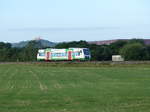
[{"x1": 0, "y1": 39, "x2": 150, "y2": 61}]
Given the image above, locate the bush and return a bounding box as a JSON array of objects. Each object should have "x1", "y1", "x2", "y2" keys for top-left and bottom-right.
[{"x1": 120, "y1": 43, "x2": 149, "y2": 61}]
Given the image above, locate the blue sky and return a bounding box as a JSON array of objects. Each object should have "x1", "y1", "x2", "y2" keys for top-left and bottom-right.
[{"x1": 0, "y1": 0, "x2": 150, "y2": 42}]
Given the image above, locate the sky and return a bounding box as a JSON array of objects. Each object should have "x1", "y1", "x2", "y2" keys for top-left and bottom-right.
[{"x1": 0, "y1": 0, "x2": 150, "y2": 43}]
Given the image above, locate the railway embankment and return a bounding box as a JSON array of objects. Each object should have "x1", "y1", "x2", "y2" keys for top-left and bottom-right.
[{"x1": 1, "y1": 61, "x2": 150, "y2": 67}]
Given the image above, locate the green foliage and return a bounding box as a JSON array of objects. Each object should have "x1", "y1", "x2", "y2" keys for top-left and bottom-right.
[
  {"x1": 0, "y1": 42, "x2": 11, "y2": 49},
  {"x1": 0, "y1": 39, "x2": 150, "y2": 61},
  {"x1": 18, "y1": 48, "x2": 38, "y2": 61},
  {"x1": 91, "y1": 45, "x2": 112, "y2": 61},
  {"x1": 128, "y1": 38, "x2": 144, "y2": 45},
  {"x1": 55, "y1": 40, "x2": 89, "y2": 48},
  {"x1": 56, "y1": 41, "x2": 112, "y2": 61},
  {"x1": 18, "y1": 41, "x2": 39, "y2": 61},
  {"x1": 0, "y1": 41, "x2": 38, "y2": 62},
  {"x1": 110, "y1": 40, "x2": 127, "y2": 54},
  {"x1": 120, "y1": 43, "x2": 149, "y2": 60}
]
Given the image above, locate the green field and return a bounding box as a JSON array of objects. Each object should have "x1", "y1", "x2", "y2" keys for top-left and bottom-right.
[{"x1": 0, "y1": 63, "x2": 150, "y2": 112}]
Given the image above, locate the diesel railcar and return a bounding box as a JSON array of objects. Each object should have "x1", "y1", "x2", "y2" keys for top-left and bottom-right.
[{"x1": 37, "y1": 48, "x2": 91, "y2": 61}]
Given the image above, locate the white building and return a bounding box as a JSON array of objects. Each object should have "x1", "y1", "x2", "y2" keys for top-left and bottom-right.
[{"x1": 112, "y1": 55, "x2": 124, "y2": 62}]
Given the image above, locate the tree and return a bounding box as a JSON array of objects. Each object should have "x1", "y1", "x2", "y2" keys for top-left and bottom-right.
[
  {"x1": 55, "y1": 40, "x2": 89, "y2": 48},
  {"x1": 91, "y1": 46, "x2": 112, "y2": 61},
  {"x1": 0, "y1": 42, "x2": 12, "y2": 61},
  {"x1": 110, "y1": 40, "x2": 127, "y2": 55},
  {"x1": 128, "y1": 39, "x2": 144, "y2": 45},
  {"x1": 120, "y1": 43, "x2": 148, "y2": 60},
  {"x1": 145, "y1": 45, "x2": 150, "y2": 60},
  {"x1": 0, "y1": 42, "x2": 11, "y2": 49}
]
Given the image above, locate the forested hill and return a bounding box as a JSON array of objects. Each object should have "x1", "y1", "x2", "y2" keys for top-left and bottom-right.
[
  {"x1": 12, "y1": 39, "x2": 56, "y2": 48},
  {"x1": 1, "y1": 39, "x2": 150, "y2": 61}
]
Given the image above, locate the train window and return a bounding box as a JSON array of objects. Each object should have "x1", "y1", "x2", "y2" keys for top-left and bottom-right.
[
  {"x1": 72, "y1": 52, "x2": 75, "y2": 56},
  {"x1": 52, "y1": 53, "x2": 57, "y2": 57},
  {"x1": 73, "y1": 52, "x2": 80, "y2": 56},
  {"x1": 61, "y1": 53, "x2": 63, "y2": 56},
  {"x1": 83, "y1": 49, "x2": 90, "y2": 55},
  {"x1": 77, "y1": 52, "x2": 80, "y2": 56},
  {"x1": 75, "y1": 52, "x2": 77, "y2": 56},
  {"x1": 80, "y1": 50, "x2": 82, "y2": 53},
  {"x1": 39, "y1": 53, "x2": 45, "y2": 56},
  {"x1": 51, "y1": 53, "x2": 54, "y2": 57},
  {"x1": 62, "y1": 53, "x2": 67, "y2": 57},
  {"x1": 52, "y1": 52, "x2": 69, "y2": 57},
  {"x1": 57, "y1": 53, "x2": 59, "y2": 57},
  {"x1": 64, "y1": 53, "x2": 66, "y2": 56}
]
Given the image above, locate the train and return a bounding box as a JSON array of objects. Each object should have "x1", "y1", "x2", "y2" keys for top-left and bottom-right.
[{"x1": 37, "y1": 48, "x2": 91, "y2": 61}]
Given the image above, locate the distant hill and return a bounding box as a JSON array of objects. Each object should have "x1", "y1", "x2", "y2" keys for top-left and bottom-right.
[
  {"x1": 88, "y1": 39, "x2": 150, "y2": 45},
  {"x1": 12, "y1": 39, "x2": 56, "y2": 48}
]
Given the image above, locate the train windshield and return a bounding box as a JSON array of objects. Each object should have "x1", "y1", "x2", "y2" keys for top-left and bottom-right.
[{"x1": 83, "y1": 49, "x2": 90, "y2": 55}]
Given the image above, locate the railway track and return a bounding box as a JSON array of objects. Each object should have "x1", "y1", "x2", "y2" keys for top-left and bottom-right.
[{"x1": 1, "y1": 61, "x2": 150, "y2": 65}]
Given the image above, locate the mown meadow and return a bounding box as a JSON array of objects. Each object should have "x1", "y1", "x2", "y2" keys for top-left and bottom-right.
[{"x1": 0, "y1": 63, "x2": 150, "y2": 112}]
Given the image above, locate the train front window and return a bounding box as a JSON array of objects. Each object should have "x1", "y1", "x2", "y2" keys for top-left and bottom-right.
[{"x1": 83, "y1": 49, "x2": 90, "y2": 55}]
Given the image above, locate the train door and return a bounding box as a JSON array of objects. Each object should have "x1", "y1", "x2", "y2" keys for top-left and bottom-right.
[
  {"x1": 46, "y1": 52, "x2": 50, "y2": 61},
  {"x1": 68, "y1": 51, "x2": 72, "y2": 60}
]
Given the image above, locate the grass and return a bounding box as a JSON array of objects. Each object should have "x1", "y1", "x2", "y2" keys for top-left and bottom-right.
[{"x1": 0, "y1": 63, "x2": 150, "y2": 112}]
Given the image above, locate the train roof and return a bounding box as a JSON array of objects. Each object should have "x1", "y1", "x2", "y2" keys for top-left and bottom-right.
[{"x1": 38, "y1": 48, "x2": 89, "y2": 52}]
